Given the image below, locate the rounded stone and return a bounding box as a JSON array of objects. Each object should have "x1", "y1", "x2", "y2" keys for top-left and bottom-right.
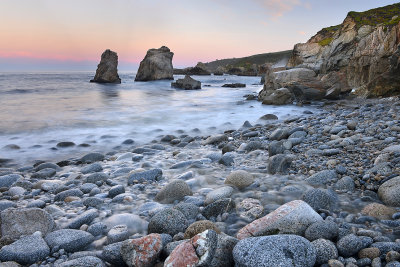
[
  {"x1": 302, "y1": 188, "x2": 338, "y2": 211},
  {"x1": 205, "y1": 186, "x2": 234, "y2": 205},
  {"x1": 362, "y1": 203, "x2": 396, "y2": 220},
  {"x1": 155, "y1": 180, "x2": 192, "y2": 204},
  {"x1": 311, "y1": 238, "x2": 338, "y2": 265},
  {"x1": 44, "y1": 229, "x2": 95, "y2": 253},
  {"x1": 378, "y1": 177, "x2": 400, "y2": 206},
  {"x1": 148, "y1": 208, "x2": 188, "y2": 236},
  {"x1": 173, "y1": 202, "x2": 199, "y2": 221},
  {"x1": 224, "y1": 170, "x2": 254, "y2": 190},
  {"x1": 337, "y1": 234, "x2": 365, "y2": 257},
  {"x1": 184, "y1": 220, "x2": 220, "y2": 239},
  {"x1": 305, "y1": 220, "x2": 339, "y2": 241},
  {"x1": 358, "y1": 247, "x2": 380, "y2": 259},
  {"x1": 334, "y1": 176, "x2": 355, "y2": 191},
  {"x1": 233, "y1": 234, "x2": 316, "y2": 267}
]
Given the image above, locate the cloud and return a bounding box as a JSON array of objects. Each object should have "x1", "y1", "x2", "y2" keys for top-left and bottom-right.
[{"x1": 251, "y1": 0, "x2": 309, "y2": 17}]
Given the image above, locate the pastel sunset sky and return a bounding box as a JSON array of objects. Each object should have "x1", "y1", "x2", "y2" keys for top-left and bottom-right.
[{"x1": 1, "y1": 0, "x2": 399, "y2": 70}]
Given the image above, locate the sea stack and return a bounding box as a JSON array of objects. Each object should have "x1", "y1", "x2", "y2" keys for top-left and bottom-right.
[
  {"x1": 135, "y1": 46, "x2": 174, "y2": 81},
  {"x1": 90, "y1": 49, "x2": 121, "y2": 84}
]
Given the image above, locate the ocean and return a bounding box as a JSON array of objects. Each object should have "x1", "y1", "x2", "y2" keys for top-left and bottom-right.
[{"x1": 0, "y1": 71, "x2": 315, "y2": 165}]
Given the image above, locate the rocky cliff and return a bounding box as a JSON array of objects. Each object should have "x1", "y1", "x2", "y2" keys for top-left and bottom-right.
[{"x1": 287, "y1": 3, "x2": 400, "y2": 97}]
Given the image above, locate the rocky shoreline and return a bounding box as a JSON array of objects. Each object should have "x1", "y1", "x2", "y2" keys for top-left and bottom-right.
[{"x1": 0, "y1": 97, "x2": 400, "y2": 266}]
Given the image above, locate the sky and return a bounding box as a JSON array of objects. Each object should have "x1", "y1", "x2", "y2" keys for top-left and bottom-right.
[{"x1": 1, "y1": 0, "x2": 399, "y2": 71}]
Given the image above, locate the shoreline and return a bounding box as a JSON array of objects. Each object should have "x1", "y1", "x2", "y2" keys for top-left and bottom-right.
[{"x1": 0, "y1": 96, "x2": 399, "y2": 266}]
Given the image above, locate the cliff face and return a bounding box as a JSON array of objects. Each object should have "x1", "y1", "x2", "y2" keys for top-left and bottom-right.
[{"x1": 287, "y1": 3, "x2": 400, "y2": 97}]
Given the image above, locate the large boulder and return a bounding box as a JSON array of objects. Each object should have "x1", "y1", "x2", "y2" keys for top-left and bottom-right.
[
  {"x1": 171, "y1": 75, "x2": 201, "y2": 90},
  {"x1": 261, "y1": 88, "x2": 293, "y2": 105},
  {"x1": 237, "y1": 200, "x2": 322, "y2": 239},
  {"x1": 233, "y1": 235, "x2": 316, "y2": 267},
  {"x1": 185, "y1": 62, "x2": 211, "y2": 75},
  {"x1": 135, "y1": 46, "x2": 174, "y2": 81},
  {"x1": 0, "y1": 208, "x2": 55, "y2": 240},
  {"x1": 90, "y1": 49, "x2": 121, "y2": 83}
]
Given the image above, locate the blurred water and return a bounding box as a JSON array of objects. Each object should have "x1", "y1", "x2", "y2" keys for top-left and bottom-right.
[{"x1": 0, "y1": 71, "x2": 315, "y2": 165}]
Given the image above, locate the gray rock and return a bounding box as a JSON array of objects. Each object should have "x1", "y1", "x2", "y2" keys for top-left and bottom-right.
[
  {"x1": 268, "y1": 140, "x2": 292, "y2": 156},
  {"x1": 148, "y1": 208, "x2": 188, "y2": 236},
  {"x1": 135, "y1": 46, "x2": 174, "y2": 81},
  {"x1": 90, "y1": 49, "x2": 121, "y2": 84},
  {"x1": 26, "y1": 199, "x2": 46, "y2": 209},
  {"x1": 101, "y1": 241, "x2": 126, "y2": 266},
  {"x1": 85, "y1": 172, "x2": 109, "y2": 184},
  {"x1": 155, "y1": 180, "x2": 192, "y2": 204},
  {"x1": 83, "y1": 197, "x2": 103, "y2": 208},
  {"x1": 54, "y1": 189, "x2": 83, "y2": 202},
  {"x1": 289, "y1": 130, "x2": 307, "y2": 139},
  {"x1": 87, "y1": 222, "x2": 107, "y2": 236},
  {"x1": 8, "y1": 186, "x2": 25, "y2": 197},
  {"x1": 0, "y1": 174, "x2": 21, "y2": 188},
  {"x1": 335, "y1": 176, "x2": 355, "y2": 191},
  {"x1": 0, "y1": 200, "x2": 16, "y2": 211},
  {"x1": 108, "y1": 185, "x2": 125, "y2": 198},
  {"x1": 210, "y1": 234, "x2": 239, "y2": 267},
  {"x1": 171, "y1": 75, "x2": 201, "y2": 90},
  {"x1": 337, "y1": 234, "x2": 366, "y2": 257},
  {"x1": 127, "y1": 169, "x2": 163, "y2": 185},
  {"x1": 311, "y1": 238, "x2": 338, "y2": 265},
  {"x1": 205, "y1": 186, "x2": 234, "y2": 205},
  {"x1": 259, "y1": 114, "x2": 278, "y2": 120},
  {"x1": 80, "y1": 153, "x2": 105, "y2": 164},
  {"x1": 66, "y1": 209, "x2": 98, "y2": 229},
  {"x1": 31, "y1": 168, "x2": 56, "y2": 179},
  {"x1": 107, "y1": 225, "x2": 130, "y2": 244},
  {"x1": 202, "y1": 198, "x2": 235, "y2": 219},
  {"x1": 81, "y1": 163, "x2": 103, "y2": 174},
  {"x1": 269, "y1": 128, "x2": 289, "y2": 140},
  {"x1": 35, "y1": 162, "x2": 60, "y2": 171},
  {"x1": 378, "y1": 176, "x2": 400, "y2": 206},
  {"x1": 58, "y1": 256, "x2": 106, "y2": 267},
  {"x1": 80, "y1": 183, "x2": 97, "y2": 194},
  {"x1": 225, "y1": 170, "x2": 254, "y2": 190},
  {"x1": 219, "y1": 153, "x2": 235, "y2": 166},
  {"x1": 305, "y1": 170, "x2": 337, "y2": 186},
  {"x1": 244, "y1": 141, "x2": 263, "y2": 152},
  {"x1": 305, "y1": 220, "x2": 339, "y2": 241},
  {"x1": 267, "y1": 154, "x2": 293, "y2": 174},
  {"x1": 0, "y1": 233, "x2": 50, "y2": 265},
  {"x1": 0, "y1": 208, "x2": 55, "y2": 240},
  {"x1": 233, "y1": 234, "x2": 316, "y2": 267},
  {"x1": 44, "y1": 229, "x2": 95, "y2": 252},
  {"x1": 173, "y1": 203, "x2": 199, "y2": 221},
  {"x1": 302, "y1": 188, "x2": 338, "y2": 211}
]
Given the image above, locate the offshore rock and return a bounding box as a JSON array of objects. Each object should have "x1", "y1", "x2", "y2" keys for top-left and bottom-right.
[
  {"x1": 171, "y1": 75, "x2": 201, "y2": 90},
  {"x1": 90, "y1": 49, "x2": 121, "y2": 83},
  {"x1": 135, "y1": 46, "x2": 174, "y2": 81}
]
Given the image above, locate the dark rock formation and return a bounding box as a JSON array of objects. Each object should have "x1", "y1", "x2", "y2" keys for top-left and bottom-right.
[
  {"x1": 222, "y1": 83, "x2": 246, "y2": 88},
  {"x1": 171, "y1": 75, "x2": 201, "y2": 90},
  {"x1": 90, "y1": 50, "x2": 121, "y2": 84},
  {"x1": 287, "y1": 3, "x2": 400, "y2": 97},
  {"x1": 173, "y1": 62, "x2": 211, "y2": 76},
  {"x1": 135, "y1": 46, "x2": 174, "y2": 81}
]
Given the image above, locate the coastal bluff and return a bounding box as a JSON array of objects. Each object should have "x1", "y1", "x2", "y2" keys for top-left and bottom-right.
[
  {"x1": 90, "y1": 49, "x2": 121, "y2": 84},
  {"x1": 135, "y1": 46, "x2": 174, "y2": 81}
]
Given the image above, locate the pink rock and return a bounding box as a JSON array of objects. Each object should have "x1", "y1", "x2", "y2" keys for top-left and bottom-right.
[
  {"x1": 121, "y1": 233, "x2": 163, "y2": 267},
  {"x1": 164, "y1": 230, "x2": 217, "y2": 267},
  {"x1": 237, "y1": 200, "x2": 322, "y2": 240}
]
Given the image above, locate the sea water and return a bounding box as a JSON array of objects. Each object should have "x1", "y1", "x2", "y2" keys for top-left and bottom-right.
[{"x1": 0, "y1": 71, "x2": 315, "y2": 165}]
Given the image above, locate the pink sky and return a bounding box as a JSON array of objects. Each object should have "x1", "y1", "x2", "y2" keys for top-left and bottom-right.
[{"x1": 1, "y1": 0, "x2": 399, "y2": 70}]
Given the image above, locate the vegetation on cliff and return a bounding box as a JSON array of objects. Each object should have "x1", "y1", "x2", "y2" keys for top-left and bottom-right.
[{"x1": 348, "y1": 2, "x2": 400, "y2": 28}]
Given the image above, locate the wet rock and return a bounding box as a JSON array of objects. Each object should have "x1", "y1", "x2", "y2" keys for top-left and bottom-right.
[
  {"x1": 171, "y1": 75, "x2": 201, "y2": 90},
  {"x1": 305, "y1": 220, "x2": 339, "y2": 241},
  {"x1": 57, "y1": 141, "x2": 76, "y2": 148},
  {"x1": 302, "y1": 188, "x2": 338, "y2": 211},
  {"x1": 54, "y1": 189, "x2": 84, "y2": 202},
  {"x1": 127, "y1": 169, "x2": 163, "y2": 185},
  {"x1": 205, "y1": 186, "x2": 234, "y2": 205},
  {"x1": 337, "y1": 234, "x2": 368, "y2": 257},
  {"x1": 66, "y1": 209, "x2": 98, "y2": 229},
  {"x1": 83, "y1": 197, "x2": 103, "y2": 208},
  {"x1": 358, "y1": 247, "x2": 381, "y2": 259},
  {"x1": 237, "y1": 200, "x2": 322, "y2": 239},
  {"x1": 362, "y1": 203, "x2": 396, "y2": 220},
  {"x1": 219, "y1": 153, "x2": 234, "y2": 166},
  {"x1": 0, "y1": 233, "x2": 50, "y2": 265},
  {"x1": 148, "y1": 208, "x2": 188, "y2": 236},
  {"x1": 87, "y1": 222, "x2": 107, "y2": 236},
  {"x1": 135, "y1": 46, "x2": 174, "y2": 81},
  {"x1": 164, "y1": 230, "x2": 218, "y2": 266},
  {"x1": 80, "y1": 152, "x2": 105, "y2": 164},
  {"x1": 378, "y1": 176, "x2": 400, "y2": 206},
  {"x1": 173, "y1": 202, "x2": 199, "y2": 221},
  {"x1": 0, "y1": 174, "x2": 21, "y2": 188},
  {"x1": 262, "y1": 88, "x2": 293, "y2": 105},
  {"x1": 107, "y1": 225, "x2": 130, "y2": 244},
  {"x1": 35, "y1": 162, "x2": 60, "y2": 171},
  {"x1": 267, "y1": 154, "x2": 293, "y2": 174},
  {"x1": 0, "y1": 208, "x2": 55, "y2": 240},
  {"x1": 210, "y1": 234, "x2": 238, "y2": 267},
  {"x1": 311, "y1": 238, "x2": 338, "y2": 265},
  {"x1": 268, "y1": 140, "x2": 292, "y2": 156},
  {"x1": 108, "y1": 185, "x2": 125, "y2": 198},
  {"x1": 184, "y1": 220, "x2": 220, "y2": 239},
  {"x1": 305, "y1": 170, "x2": 337, "y2": 186},
  {"x1": 233, "y1": 234, "x2": 316, "y2": 267},
  {"x1": 203, "y1": 134, "x2": 228, "y2": 145},
  {"x1": 31, "y1": 168, "x2": 56, "y2": 179},
  {"x1": 202, "y1": 198, "x2": 235, "y2": 219},
  {"x1": 155, "y1": 180, "x2": 192, "y2": 204},
  {"x1": 102, "y1": 241, "x2": 127, "y2": 266},
  {"x1": 85, "y1": 172, "x2": 109, "y2": 184},
  {"x1": 81, "y1": 163, "x2": 103, "y2": 174},
  {"x1": 334, "y1": 176, "x2": 355, "y2": 191},
  {"x1": 58, "y1": 256, "x2": 106, "y2": 267},
  {"x1": 259, "y1": 114, "x2": 278, "y2": 120},
  {"x1": 121, "y1": 234, "x2": 164, "y2": 267},
  {"x1": 237, "y1": 198, "x2": 264, "y2": 221},
  {"x1": 269, "y1": 128, "x2": 289, "y2": 140},
  {"x1": 224, "y1": 170, "x2": 254, "y2": 190},
  {"x1": 222, "y1": 83, "x2": 246, "y2": 88},
  {"x1": 90, "y1": 49, "x2": 121, "y2": 83},
  {"x1": 44, "y1": 229, "x2": 95, "y2": 253}
]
